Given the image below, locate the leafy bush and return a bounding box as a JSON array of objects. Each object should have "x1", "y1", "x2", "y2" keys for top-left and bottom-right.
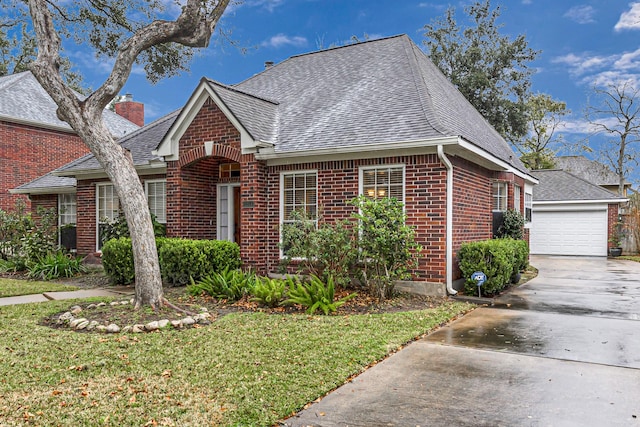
[
  {"x1": 496, "y1": 209, "x2": 524, "y2": 239},
  {"x1": 159, "y1": 239, "x2": 241, "y2": 286},
  {"x1": 27, "y1": 252, "x2": 87, "y2": 280},
  {"x1": 284, "y1": 275, "x2": 357, "y2": 315},
  {"x1": 0, "y1": 200, "x2": 58, "y2": 267},
  {"x1": 281, "y1": 211, "x2": 359, "y2": 288},
  {"x1": 100, "y1": 213, "x2": 166, "y2": 247},
  {"x1": 352, "y1": 196, "x2": 422, "y2": 300},
  {"x1": 101, "y1": 237, "x2": 135, "y2": 284},
  {"x1": 102, "y1": 238, "x2": 241, "y2": 286},
  {"x1": 458, "y1": 238, "x2": 529, "y2": 296},
  {"x1": 250, "y1": 276, "x2": 288, "y2": 307},
  {"x1": 187, "y1": 268, "x2": 256, "y2": 301}
]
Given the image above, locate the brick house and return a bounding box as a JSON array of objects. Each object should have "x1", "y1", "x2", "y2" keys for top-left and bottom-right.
[
  {"x1": 0, "y1": 71, "x2": 141, "y2": 211},
  {"x1": 17, "y1": 35, "x2": 537, "y2": 294}
]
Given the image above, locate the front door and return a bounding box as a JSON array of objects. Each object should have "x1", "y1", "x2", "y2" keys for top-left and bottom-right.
[{"x1": 217, "y1": 184, "x2": 241, "y2": 244}]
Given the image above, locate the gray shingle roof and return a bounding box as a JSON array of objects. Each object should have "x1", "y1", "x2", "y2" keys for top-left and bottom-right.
[
  {"x1": 554, "y1": 156, "x2": 628, "y2": 187},
  {"x1": 0, "y1": 71, "x2": 139, "y2": 136},
  {"x1": 232, "y1": 34, "x2": 527, "y2": 173},
  {"x1": 531, "y1": 169, "x2": 624, "y2": 202},
  {"x1": 58, "y1": 110, "x2": 179, "y2": 174},
  {"x1": 12, "y1": 173, "x2": 75, "y2": 193}
]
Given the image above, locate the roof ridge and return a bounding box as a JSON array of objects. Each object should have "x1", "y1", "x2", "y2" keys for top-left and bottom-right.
[
  {"x1": 208, "y1": 79, "x2": 280, "y2": 105},
  {"x1": 0, "y1": 71, "x2": 30, "y2": 92}
]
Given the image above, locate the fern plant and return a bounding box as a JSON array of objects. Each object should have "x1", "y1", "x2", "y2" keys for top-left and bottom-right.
[
  {"x1": 284, "y1": 275, "x2": 357, "y2": 315},
  {"x1": 250, "y1": 277, "x2": 287, "y2": 307},
  {"x1": 27, "y1": 252, "x2": 86, "y2": 280},
  {"x1": 187, "y1": 267, "x2": 257, "y2": 301}
]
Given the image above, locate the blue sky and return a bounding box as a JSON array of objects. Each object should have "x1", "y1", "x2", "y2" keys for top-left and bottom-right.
[{"x1": 74, "y1": 1, "x2": 640, "y2": 180}]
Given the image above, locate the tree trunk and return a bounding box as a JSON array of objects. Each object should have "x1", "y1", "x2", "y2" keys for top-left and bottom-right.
[{"x1": 75, "y1": 123, "x2": 164, "y2": 309}]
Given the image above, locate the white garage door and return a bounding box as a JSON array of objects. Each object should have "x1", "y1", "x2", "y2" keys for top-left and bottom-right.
[{"x1": 530, "y1": 208, "x2": 608, "y2": 256}]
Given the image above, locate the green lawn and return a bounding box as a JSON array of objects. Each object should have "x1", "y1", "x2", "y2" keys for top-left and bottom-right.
[
  {"x1": 620, "y1": 255, "x2": 640, "y2": 263},
  {"x1": 0, "y1": 299, "x2": 473, "y2": 426},
  {"x1": 0, "y1": 278, "x2": 78, "y2": 298}
]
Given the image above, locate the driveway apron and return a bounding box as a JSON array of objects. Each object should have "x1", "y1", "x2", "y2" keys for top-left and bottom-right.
[{"x1": 285, "y1": 256, "x2": 640, "y2": 426}]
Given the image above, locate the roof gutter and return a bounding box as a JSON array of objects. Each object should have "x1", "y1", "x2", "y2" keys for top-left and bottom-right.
[{"x1": 437, "y1": 144, "x2": 457, "y2": 295}]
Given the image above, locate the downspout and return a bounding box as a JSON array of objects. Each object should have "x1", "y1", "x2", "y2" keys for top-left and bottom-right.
[{"x1": 437, "y1": 145, "x2": 457, "y2": 295}]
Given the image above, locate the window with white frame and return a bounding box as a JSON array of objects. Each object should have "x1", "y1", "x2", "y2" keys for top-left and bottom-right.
[
  {"x1": 146, "y1": 180, "x2": 166, "y2": 224},
  {"x1": 525, "y1": 192, "x2": 533, "y2": 222},
  {"x1": 97, "y1": 183, "x2": 119, "y2": 250},
  {"x1": 514, "y1": 185, "x2": 521, "y2": 213},
  {"x1": 280, "y1": 171, "x2": 317, "y2": 256},
  {"x1": 59, "y1": 193, "x2": 76, "y2": 226},
  {"x1": 360, "y1": 165, "x2": 404, "y2": 202},
  {"x1": 492, "y1": 182, "x2": 508, "y2": 212}
]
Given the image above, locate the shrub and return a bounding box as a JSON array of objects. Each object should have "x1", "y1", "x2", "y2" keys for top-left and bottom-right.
[
  {"x1": 27, "y1": 252, "x2": 86, "y2": 280},
  {"x1": 101, "y1": 237, "x2": 135, "y2": 285},
  {"x1": 351, "y1": 196, "x2": 422, "y2": 300},
  {"x1": 284, "y1": 275, "x2": 357, "y2": 315},
  {"x1": 496, "y1": 209, "x2": 524, "y2": 239},
  {"x1": 250, "y1": 276, "x2": 288, "y2": 307},
  {"x1": 458, "y1": 238, "x2": 529, "y2": 296},
  {"x1": 102, "y1": 238, "x2": 241, "y2": 286},
  {"x1": 0, "y1": 200, "x2": 58, "y2": 267},
  {"x1": 187, "y1": 268, "x2": 256, "y2": 301},
  {"x1": 281, "y1": 211, "x2": 359, "y2": 288},
  {"x1": 159, "y1": 239, "x2": 241, "y2": 286},
  {"x1": 100, "y1": 213, "x2": 166, "y2": 246}
]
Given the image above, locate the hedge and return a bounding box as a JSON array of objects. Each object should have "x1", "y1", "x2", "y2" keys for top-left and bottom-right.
[
  {"x1": 457, "y1": 238, "x2": 529, "y2": 296},
  {"x1": 101, "y1": 237, "x2": 241, "y2": 286}
]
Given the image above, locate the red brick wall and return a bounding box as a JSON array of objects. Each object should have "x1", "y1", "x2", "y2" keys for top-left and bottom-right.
[
  {"x1": 0, "y1": 120, "x2": 88, "y2": 211},
  {"x1": 30, "y1": 194, "x2": 58, "y2": 222}
]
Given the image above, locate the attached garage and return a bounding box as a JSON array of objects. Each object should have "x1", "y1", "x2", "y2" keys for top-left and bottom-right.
[
  {"x1": 529, "y1": 170, "x2": 626, "y2": 257},
  {"x1": 530, "y1": 204, "x2": 608, "y2": 256}
]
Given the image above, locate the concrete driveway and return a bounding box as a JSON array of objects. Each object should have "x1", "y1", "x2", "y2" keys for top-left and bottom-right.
[{"x1": 285, "y1": 255, "x2": 640, "y2": 426}]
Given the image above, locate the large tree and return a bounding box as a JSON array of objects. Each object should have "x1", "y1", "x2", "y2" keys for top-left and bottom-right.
[
  {"x1": 586, "y1": 81, "x2": 640, "y2": 195},
  {"x1": 423, "y1": 0, "x2": 539, "y2": 143},
  {"x1": 19, "y1": 0, "x2": 230, "y2": 309},
  {"x1": 516, "y1": 93, "x2": 569, "y2": 170}
]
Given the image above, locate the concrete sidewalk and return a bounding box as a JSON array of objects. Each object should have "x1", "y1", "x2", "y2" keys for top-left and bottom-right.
[{"x1": 0, "y1": 288, "x2": 133, "y2": 306}]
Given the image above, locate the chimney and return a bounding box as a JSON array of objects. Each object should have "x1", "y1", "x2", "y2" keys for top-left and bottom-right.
[
  {"x1": 264, "y1": 61, "x2": 274, "y2": 69},
  {"x1": 115, "y1": 93, "x2": 144, "y2": 127}
]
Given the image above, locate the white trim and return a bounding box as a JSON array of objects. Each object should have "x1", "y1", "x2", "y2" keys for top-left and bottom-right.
[
  {"x1": 58, "y1": 193, "x2": 77, "y2": 248},
  {"x1": 217, "y1": 183, "x2": 241, "y2": 242},
  {"x1": 279, "y1": 169, "x2": 318, "y2": 259},
  {"x1": 53, "y1": 162, "x2": 166, "y2": 179},
  {"x1": 492, "y1": 182, "x2": 509, "y2": 212},
  {"x1": 95, "y1": 182, "x2": 119, "y2": 252},
  {"x1": 154, "y1": 79, "x2": 259, "y2": 161},
  {"x1": 0, "y1": 114, "x2": 76, "y2": 134},
  {"x1": 533, "y1": 199, "x2": 626, "y2": 206},
  {"x1": 456, "y1": 138, "x2": 538, "y2": 184},
  {"x1": 10, "y1": 186, "x2": 76, "y2": 195},
  {"x1": 259, "y1": 136, "x2": 459, "y2": 162}
]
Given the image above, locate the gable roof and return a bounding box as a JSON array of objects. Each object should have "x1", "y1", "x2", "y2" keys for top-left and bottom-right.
[
  {"x1": 530, "y1": 169, "x2": 625, "y2": 203},
  {"x1": 554, "y1": 156, "x2": 629, "y2": 187},
  {"x1": 158, "y1": 34, "x2": 530, "y2": 177},
  {"x1": 0, "y1": 71, "x2": 139, "y2": 137},
  {"x1": 56, "y1": 110, "x2": 179, "y2": 175}
]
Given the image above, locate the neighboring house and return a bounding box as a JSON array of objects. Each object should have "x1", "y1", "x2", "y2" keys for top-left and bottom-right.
[
  {"x1": 529, "y1": 169, "x2": 626, "y2": 256},
  {"x1": 16, "y1": 35, "x2": 537, "y2": 294},
  {"x1": 555, "y1": 155, "x2": 632, "y2": 196},
  {"x1": 0, "y1": 71, "x2": 142, "y2": 211}
]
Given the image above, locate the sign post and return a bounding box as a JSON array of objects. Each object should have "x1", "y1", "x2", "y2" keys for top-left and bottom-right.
[{"x1": 471, "y1": 271, "x2": 486, "y2": 298}]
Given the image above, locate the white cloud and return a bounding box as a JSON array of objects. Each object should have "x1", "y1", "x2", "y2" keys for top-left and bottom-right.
[
  {"x1": 552, "y1": 53, "x2": 611, "y2": 76},
  {"x1": 563, "y1": 5, "x2": 596, "y2": 24},
  {"x1": 247, "y1": 0, "x2": 285, "y2": 12},
  {"x1": 261, "y1": 33, "x2": 308, "y2": 49},
  {"x1": 615, "y1": 2, "x2": 640, "y2": 31},
  {"x1": 552, "y1": 50, "x2": 640, "y2": 89}
]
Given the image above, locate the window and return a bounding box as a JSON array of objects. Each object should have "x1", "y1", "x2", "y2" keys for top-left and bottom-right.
[
  {"x1": 219, "y1": 163, "x2": 240, "y2": 179},
  {"x1": 146, "y1": 180, "x2": 166, "y2": 224},
  {"x1": 280, "y1": 171, "x2": 317, "y2": 256},
  {"x1": 514, "y1": 185, "x2": 521, "y2": 213},
  {"x1": 96, "y1": 183, "x2": 119, "y2": 250},
  {"x1": 492, "y1": 182, "x2": 508, "y2": 212},
  {"x1": 360, "y1": 165, "x2": 404, "y2": 202},
  {"x1": 59, "y1": 193, "x2": 76, "y2": 226},
  {"x1": 525, "y1": 192, "x2": 533, "y2": 222}
]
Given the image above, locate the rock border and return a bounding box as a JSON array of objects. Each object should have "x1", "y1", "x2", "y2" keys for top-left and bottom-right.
[{"x1": 54, "y1": 299, "x2": 213, "y2": 333}]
